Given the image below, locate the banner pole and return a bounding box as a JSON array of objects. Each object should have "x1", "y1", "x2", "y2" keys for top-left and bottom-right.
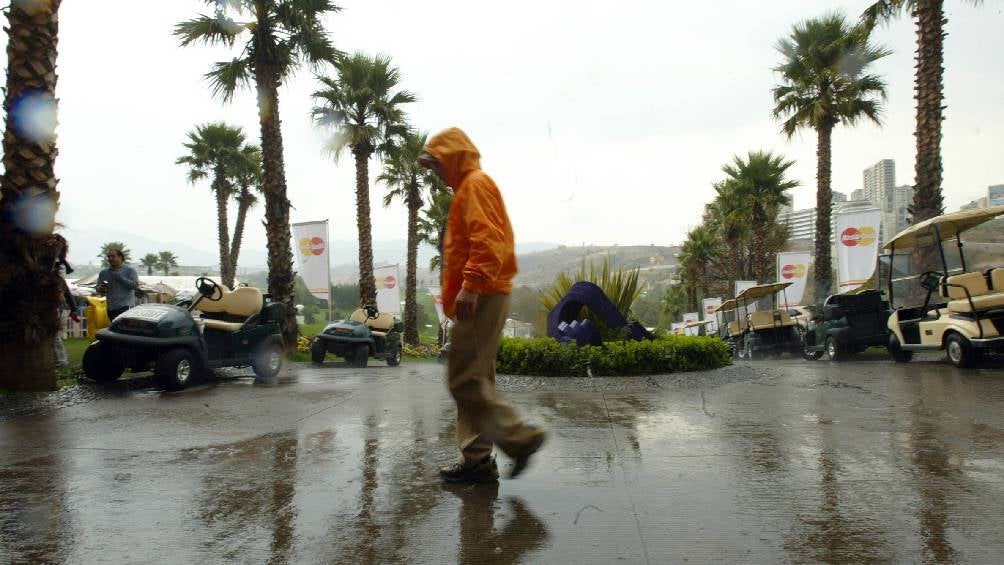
[{"x1": 325, "y1": 220, "x2": 332, "y2": 323}]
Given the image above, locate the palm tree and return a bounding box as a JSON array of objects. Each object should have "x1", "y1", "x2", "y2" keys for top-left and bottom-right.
[
  {"x1": 720, "y1": 151, "x2": 797, "y2": 283},
  {"x1": 704, "y1": 182, "x2": 751, "y2": 283},
  {"x1": 416, "y1": 185, "x2": 453, "y2": 274},
  {"x1": 677, "y1": 225, "x2": 722, "y2": 307},
  {"x1": 661, "y1": 284, "x2": 689, "y2": 325},
  {"x1": 861, "y1": 1, "x2": 983, "y2": 223},
  {"x1": 379, "y1": 131, "x2": 434, "y2": 346},
  {"x1": 0, "y1": 0, "x2": 62, "y2": 390},
  {"x1": 98, "y1": 242, "x2": 132, "y2": 267},
  {"x1": 229, "y1": 144, "x2": 262, "y2": 280},
  {"x1": 176, "y1": 122, "x2": 246, "y2": 288},
  {"x1": 176, "y1": 0, "x2": 339, "y2": 350},
  {"x1": 311, "y1": 52, "x2": 416, "y2": 307},
  {"x1": 157, "y1": 251, "x2": 179, "y2": 277},
  {"x1": 140, "y1": 253, "x2": 160, "y2": 276},
  {"x1": 772, "y1": 13, "x2": 889, "y2": 299}
]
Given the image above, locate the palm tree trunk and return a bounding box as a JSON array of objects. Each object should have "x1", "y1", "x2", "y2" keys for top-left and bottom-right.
[
  {"x1": 911, "y1": 0, "x2": 946, "y2": 222},
  {"x1": 213, "y1": 169, "x2": 232, "y2": 288},
  {"x1": 404, "y1": 183, "x2": 420, "y2": 345},
  {"x1": 230, "y1": 194, "x2": 250, "y2": 284},
  {"x1": 751, "y1": 209, "x2": 767, "y2": 283},
  {"x1": 353, "y1": 146, "x2": 376, "y2": 307},
  {"x1": 254, "y1": 64, "x2": 297, "y2": 351},
  {"x1": 0, "y1": 0, "x2": 62, "y2": 391},
  {"x1": 814, "y1": 123, "x2": 835, "y2": 301}
]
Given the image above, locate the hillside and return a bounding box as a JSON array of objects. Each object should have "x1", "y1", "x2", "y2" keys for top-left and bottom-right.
[{"x1": 513, "y1": 244, "x2": 681, "y2": 288}]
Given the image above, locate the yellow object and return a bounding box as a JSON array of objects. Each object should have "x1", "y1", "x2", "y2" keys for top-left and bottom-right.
[{"x1": 84, "y1": 296, "x2": 110, "y2": 339}]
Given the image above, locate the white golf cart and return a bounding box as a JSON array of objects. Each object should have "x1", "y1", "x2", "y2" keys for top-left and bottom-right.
[{"x1": 884, "y1": 206, "x2": 1004, "y2": 367}]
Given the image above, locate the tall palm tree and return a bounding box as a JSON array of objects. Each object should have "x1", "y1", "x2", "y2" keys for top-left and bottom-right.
[
  {"x1": 98, "y1": 242, "x2": 132, "y2": 267},
  {"x1": 704, "y1": 182, "x2": 750, "y2": 283},
  {"x1": 0, "y1": 0, "x2": 62, "y2": 390},
  {"x1": 772, "y1": 13, "x2": 889, "y2": 299},
  {"x1": 720, "y1": 151, "x2": 797, "y2": 283},
  {"x1": 416, "y1": 185, "x2": 453, "y2": 274},
  {"x1": 311, "y1": 52, "x2": 416, "y2": 307},
  {"x1": 677, "y1": 225, "x2": 722, "y2": 306},
  {"x1": 861, "y1": 0, "x2": 983, "y2": 222},
  {"x1": 157, "y1": 251, "x2": 179, "y2": 277},
  {"x1": 176, "y1": 122, "x2": 246, "y2": 288},
  {"x1": 140, "y1": 253, "x2": 159, "y2": 276},
  {"x1": 229, "y1": 144, "x2": 262, "y2": 280},
  {"x1": 176, "y1": 0, "x2": 339, "y2": 350},
  {"x1": 379, "y1": 131, "x2": 434, "y2": 346}
]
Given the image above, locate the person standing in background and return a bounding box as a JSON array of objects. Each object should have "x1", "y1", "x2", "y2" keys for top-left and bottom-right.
[
  {"x1": 52, "y1": 234, "x2": 79, "y2": 368},
  {"x1": 98, "y1": 248, "x2": 140, "y2": 320}
]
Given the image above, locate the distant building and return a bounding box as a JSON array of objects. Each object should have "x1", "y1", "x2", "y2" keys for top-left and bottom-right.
[
  {"x1": 862, "y1": 159, "x2": 896, "y2": 205},
  {"x1": 779, "y1": 193, "x2": 880, "y2": 245},
  {"x1": 960, "y1": 197, "x2": 989, "y2": 211},
  {"x1": 850, "y1": 188, "x2": 865, "y2": 201},
  {"x1": 832, "y1": 190, "x2": 848, "y2": 203},
  {"x1": 990, "y1": 184, "x2": 1004, "y2": 207}
]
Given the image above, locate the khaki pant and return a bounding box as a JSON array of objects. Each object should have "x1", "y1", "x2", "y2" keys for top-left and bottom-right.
[{"x1": 448, "y1": 293, "x2": 537, "y2": 464}]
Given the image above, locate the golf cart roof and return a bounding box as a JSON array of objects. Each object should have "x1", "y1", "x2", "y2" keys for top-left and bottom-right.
[
  {"x1": 685, "y1": 319, "x2": 714, "y2": 328},
  {"x1": 714, "y1": 299, "x2": 739, "y2": 313},
  {"x1": 884, "y1": 205, "x2": 1004, "y2": 249},
  {"x1": 736, "y1": 282, "x2": 793, "y2": 301}
]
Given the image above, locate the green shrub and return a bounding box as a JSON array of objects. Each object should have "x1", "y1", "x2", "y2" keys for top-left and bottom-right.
[{"x1": 497, "y1": 335, "x2": 731, "y2": 377}]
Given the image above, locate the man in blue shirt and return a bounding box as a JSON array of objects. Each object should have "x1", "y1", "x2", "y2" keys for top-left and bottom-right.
[{"x1": 98, "y1": 248, "x2": 140, "y2": 320}]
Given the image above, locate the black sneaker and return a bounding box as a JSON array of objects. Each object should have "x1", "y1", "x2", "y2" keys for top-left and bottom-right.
[
  {"x1": 440, "y1": 455, "x2": 499, "y2": 483},
  {"x1": 510, "y1": 426, "x2": 546, "y2": 479}
]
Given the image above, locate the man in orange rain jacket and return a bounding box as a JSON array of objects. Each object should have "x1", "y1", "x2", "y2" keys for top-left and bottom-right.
[{"x1": 419, "y1": 127, "x2": 546, "y2": 482}]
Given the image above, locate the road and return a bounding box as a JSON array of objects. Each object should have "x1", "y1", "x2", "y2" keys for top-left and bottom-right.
[{"x1": 2, "y1": 354, "x2": 1004, "y2": 563}]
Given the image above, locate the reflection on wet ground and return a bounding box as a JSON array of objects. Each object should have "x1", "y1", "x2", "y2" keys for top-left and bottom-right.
[{"x1": 2, "y1": 358, "x2": 1004, "y2": 563}]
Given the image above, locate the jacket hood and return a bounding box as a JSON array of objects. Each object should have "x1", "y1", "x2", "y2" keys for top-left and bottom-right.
[{"x1": 423, "y1": 128, "x2": 481, "y2": 189}]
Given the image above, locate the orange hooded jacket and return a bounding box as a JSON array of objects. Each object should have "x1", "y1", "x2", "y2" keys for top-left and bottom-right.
[{"x1": 424, "y1": 128, "x2": 517, "y2": 319}]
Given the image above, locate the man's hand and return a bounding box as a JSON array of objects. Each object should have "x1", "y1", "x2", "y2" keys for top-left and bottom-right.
[
  {"x1": 455, "y1": 288, "x2": 479, "y2": 322},
  {"x1": 70, "y1": 313, "x2": 80, "y2": 324}
]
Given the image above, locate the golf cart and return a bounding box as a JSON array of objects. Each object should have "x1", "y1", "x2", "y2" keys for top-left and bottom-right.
[
  {"x1": 802, "y1": 289, "x2": 892, "y2": 361},
  {"x1": 884, "y1": 206, "x2": 1004, "y2": 367},
  {"x1": 82, "y1": 277, "x2": 285, "y2": 391},
  {"x1": 734, "y1": 282, "x2": 803, "y2": 359},
  {"x1": 713, "y1": 299, "x2": 743, "y2": 357},
  {"x1": 684, "y1": 319, "x2": 715, "y2": 337},
  {"x1": 311, "y1": 305, "x2": 403, "y2": 367}
]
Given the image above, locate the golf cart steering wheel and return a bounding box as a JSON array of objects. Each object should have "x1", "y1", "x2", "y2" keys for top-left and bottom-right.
[
  {"x1": 364, "y1": 304, "x2": 379, "y2": 319},
  {"x1": 919, "y1": 271, "x2": 944, "y2": 292},
  {"x1": 195, "y1": 277, "x2": 223, "y2": 301}
]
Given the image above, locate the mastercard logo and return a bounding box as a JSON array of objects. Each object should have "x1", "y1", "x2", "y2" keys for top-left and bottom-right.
[
  {"x1": 840, "y1": 227, "x2": 876, "y2": 247},
  {"x1": 376, "y1": 275, "x2": 397, "y2": 290},
  {"x1": 299, "y1": 236, "x2": 325, "y2": 256},
  {"x1": 781, "y1": 264, "x2": 807, "y2": 279},
  {"x1": 706, "y1": 304, "x2": 716, "y2": 314}
]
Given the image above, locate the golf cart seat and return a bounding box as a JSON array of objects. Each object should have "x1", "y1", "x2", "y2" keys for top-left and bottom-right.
[
  {"x1": 748, "y1": 310, "x2": 795, "y2": 330},
  {"x1": 728, "y1": 319, "x2": 748, "y2": 337},
  {"x1": 988, "y1": 267, "x2": 1004, "y2": 290},
  {"x1": 350, "y1": 308, "x2": 395, "y2": 337},
  {"x1": 940, "y1": 272, "x2": 1004, "y2": 313},
  {"x1": 198, "y1": 287, "x2": 264, "y2": 331}
]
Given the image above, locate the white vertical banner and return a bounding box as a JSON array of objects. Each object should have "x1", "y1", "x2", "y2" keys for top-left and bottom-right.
[
  {"x1": 776, "y1": 252, "x2": 811, "y2": 305},
  {"x1": 291, "y1": 220, "x2": 330, "y2": 302},
  {"x1": 682, "y1": 312, "x2": 700, "y2": 336},
  {"x1": 702, "y1": 297, "x2": 722, "y2": 334},
  {"x1": 374, "y1": 264, "x2": 401, "y2": 314},
  {"x1": 836, "y1": 209, "x2": 881, "y2": 294},
  {"x1": 427, "y1": 286, "x2": 446, "y2": 325}
]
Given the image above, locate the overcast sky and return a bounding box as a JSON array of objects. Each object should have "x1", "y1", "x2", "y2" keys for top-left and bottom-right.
[{"x1": 8, "y1": 0, "x2": 1003, "y2": 266}]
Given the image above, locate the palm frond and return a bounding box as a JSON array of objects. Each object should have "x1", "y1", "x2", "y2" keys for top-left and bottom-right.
[{"x1": 174, "y1": 14, "x2": 245, "y2": 47}]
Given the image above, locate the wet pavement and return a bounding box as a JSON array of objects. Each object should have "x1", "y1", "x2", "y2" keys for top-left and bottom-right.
[{"x1": 3, "y1": 356, "x2": 1004, "y2": 563}]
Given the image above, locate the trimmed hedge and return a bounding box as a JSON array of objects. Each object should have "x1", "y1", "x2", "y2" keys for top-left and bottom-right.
[{"x1": 497, "y1": 335, "x2": 732, "y2": 377}]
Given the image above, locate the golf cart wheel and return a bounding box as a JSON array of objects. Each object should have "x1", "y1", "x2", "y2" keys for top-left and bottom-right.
[
  {"x1": 351, "y1": 344, "x2": 368, "y2": 368},
  {"x1": 386, "y1": 344, "x2": 402, "y2": 367},
  {"x1": 826, "y1": 336, "x2": 846, "y2": 362},
  {"x1": 745, "y1": 340, "x2": 757, "y2": 360},
  {"x1": 736, "y1": 341, "x2": 747, "y2": 359},
  {"x1": 310, "y1": 338, "x2": 326, "y2": 365},
  {"x1": 156, "y1": 348, "x2": 199, "y2": 391},
  {"x1": 945, "y1": 333, "x2": 980, "y2": 368},
  {"x1": 253, "y1": 341, "x2": 284, "y2": 379},
  {"x1": 803, "y1": 349, "x2": 824, "y2": 361},
  {"x1": 82, "y1": 341, "x2": 124, "y2": 383},
  {"x1": 889, "y1": 335, "x2": 913, "y2": 363}
]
